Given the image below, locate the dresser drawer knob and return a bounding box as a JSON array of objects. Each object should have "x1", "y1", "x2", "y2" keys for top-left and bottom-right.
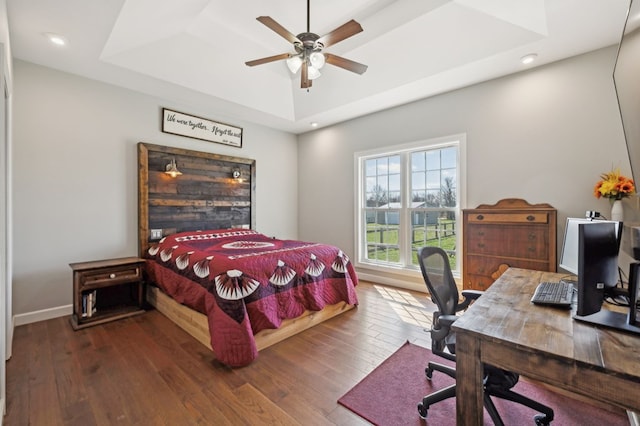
[
  {"x1": 109, "y1": 273, "x2": 116, "y2": 279},
  {"x1": 528, "y1": 234, "x2": 535, "y2": 240},
  {"x1": 476, "y1": 214, "x2": 484, "y2": 220},
  {"x1": 526, "y1": 215, "x2": 535, "y2": 221}
]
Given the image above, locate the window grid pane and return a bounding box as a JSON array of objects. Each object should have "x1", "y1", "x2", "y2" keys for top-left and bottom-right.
[
  {"x1": 364, "y1": 209, "x2": 401, "y2": 265},
  {"x1": 365, "y1": 154, "x2": 401, "y2": 208},
  {"x1": 409, "y1": 209, "x2": 457, "y2": 270}
]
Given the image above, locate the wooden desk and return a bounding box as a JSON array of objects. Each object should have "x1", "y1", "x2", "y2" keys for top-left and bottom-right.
[{"x1": 452, "y1": 268, "x2": 640, "y2": 425}]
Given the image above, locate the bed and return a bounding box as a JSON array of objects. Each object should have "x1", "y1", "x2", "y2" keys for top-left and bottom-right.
[
  {"x1": 138, "y1": 142, "x2": 358, "y2": 367},
  {"x1": 144, "y1": 228, "x2": 358, "y2": 366}
]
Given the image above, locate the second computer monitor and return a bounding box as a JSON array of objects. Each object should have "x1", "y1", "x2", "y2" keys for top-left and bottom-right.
[
  {"x1": 627, "y1": 262, "x2": 640, "y2": 326},
  {"x1": 574, "y1": 229, "x2": 640, "y2": 335},
  {"x1": 559, "y1": 218, "x2": 621, "y2": 276},
  {"x1": 576, "y1": 221, "x2": 621, "y2": 317}
]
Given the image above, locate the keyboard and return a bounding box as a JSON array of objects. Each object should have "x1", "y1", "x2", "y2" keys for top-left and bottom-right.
[{"x1": 531, "y1": 281, "x2": 574, "y2": 307}]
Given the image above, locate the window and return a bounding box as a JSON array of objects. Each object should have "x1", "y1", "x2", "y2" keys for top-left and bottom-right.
[{"x1": 355, "y1": 135, "x2": 465, "y2": 276}]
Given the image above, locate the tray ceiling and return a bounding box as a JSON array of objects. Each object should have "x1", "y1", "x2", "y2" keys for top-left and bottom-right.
[{"x1": 7, "y1": 0, "x2": 630, "y2": 133}]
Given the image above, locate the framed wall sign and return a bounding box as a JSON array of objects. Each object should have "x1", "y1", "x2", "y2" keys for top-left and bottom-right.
[{"x1": 161, "y1": 108, "x2": 243, "y2": 148}]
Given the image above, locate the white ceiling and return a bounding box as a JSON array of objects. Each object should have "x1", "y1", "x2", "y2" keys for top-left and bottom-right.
[{"x1": 6, "y1": 0, "x2": 632, "y2": 134}]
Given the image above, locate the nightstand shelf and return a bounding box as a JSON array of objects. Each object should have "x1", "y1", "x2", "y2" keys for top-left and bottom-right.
[{"x1": 70, "y1": 257, "x2": 146, "y2": 330}]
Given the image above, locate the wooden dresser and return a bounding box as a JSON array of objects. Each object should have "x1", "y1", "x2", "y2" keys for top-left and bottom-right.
[{"x1": 462, "y1": 198, "x2": 557, "y2": 290}]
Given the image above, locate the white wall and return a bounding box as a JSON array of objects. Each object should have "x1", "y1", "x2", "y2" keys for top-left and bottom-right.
[
  {"x1": 11, "y1": 45, "x2": 639, "y2": 312},
  {"x1": 297, "y1": 46, "x2": 636, "y2": 288},
  {"x1": 11, "y1": 60, "x2": 298, "y2": 319}
]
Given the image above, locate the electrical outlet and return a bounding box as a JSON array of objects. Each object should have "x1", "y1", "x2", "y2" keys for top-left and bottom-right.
[{"x1": 150, "y1": 229, "x2": 163, "y2": 240}]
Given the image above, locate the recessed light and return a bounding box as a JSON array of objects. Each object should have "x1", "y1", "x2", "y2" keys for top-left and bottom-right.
[
  {"x1": 310, "y1": 122, "x2": 318, "y2": 128},
  {"x1": 520, "y1": 53, "x2": 537, "y2": 65},
  {"x1": 44, "y1": 33, "x2": 67, "y2": 46}
]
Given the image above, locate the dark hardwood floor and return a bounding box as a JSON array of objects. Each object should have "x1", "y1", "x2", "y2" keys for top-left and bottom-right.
[{"x1": 4, "y1": 281, "x2": 436, "y2": 425}]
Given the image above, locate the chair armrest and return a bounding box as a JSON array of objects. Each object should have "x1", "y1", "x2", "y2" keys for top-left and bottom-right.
[
  {"x1": 438, "y1": 314, "x2": 459, "y2": 328},
  {"x1": 461, "y1": 289, "x2": 483, "y2": 300},
  {"x1": 457, "y1": 289, "x2": 484, "y2": 311}
]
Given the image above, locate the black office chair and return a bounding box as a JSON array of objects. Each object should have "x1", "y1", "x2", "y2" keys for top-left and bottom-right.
[{"x1": 416, "y1": 247, "x2": 554, "y2": 426}]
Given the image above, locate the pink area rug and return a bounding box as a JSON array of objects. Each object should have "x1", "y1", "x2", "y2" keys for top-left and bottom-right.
[{"x1": 338, "y1": 341, "x2": 629, "y2": 426}]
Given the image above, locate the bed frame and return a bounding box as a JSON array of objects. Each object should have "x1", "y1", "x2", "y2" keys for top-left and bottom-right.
[
  {"x1": 138, "y1": 142, "x2": 355, "y2": 355},
  {"x1": 145, "y1": 286, "x2": 353, "y2": 351}
]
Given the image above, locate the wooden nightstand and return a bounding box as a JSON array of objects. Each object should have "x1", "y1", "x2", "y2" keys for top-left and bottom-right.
[{"x1": 69, "y1": 256, "x2": 146, "y2": 330}]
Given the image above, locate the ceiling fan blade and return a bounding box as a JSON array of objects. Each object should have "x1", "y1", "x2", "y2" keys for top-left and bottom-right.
[
  {"x1": 317, "y1": 19, "x2": 363, "y2": 48},
  {"x1": 324, "y1": 53, "x2": 368, "y2": 74},
  {"x1": 301, "y1": 61, "x2": 312, "y2": 88},
  {"x1": 245, "y1": 53, "x2": 290, "y2": 67},
  {"x1": 256, "y1": 16, "x2": 301, "y2": 44}
]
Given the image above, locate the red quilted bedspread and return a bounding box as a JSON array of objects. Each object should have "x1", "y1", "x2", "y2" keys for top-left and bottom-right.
[{"x1": 144, "y1": 229, "x2": 359, "y2": 367}]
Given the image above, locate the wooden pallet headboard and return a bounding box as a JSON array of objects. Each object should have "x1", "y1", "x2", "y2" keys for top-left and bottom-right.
[{"x1": 137, "y1": 142, "x2": 256, "y2": 256}]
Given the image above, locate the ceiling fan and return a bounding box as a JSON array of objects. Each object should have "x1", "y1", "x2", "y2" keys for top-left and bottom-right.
[{"x1": 245, "y1": 0, "x2": 368, "y2": 89}]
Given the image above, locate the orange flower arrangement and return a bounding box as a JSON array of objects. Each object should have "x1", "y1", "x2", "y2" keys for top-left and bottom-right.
[{"x1": 593, "y1": 168, "x2": 635, "y2": 200}]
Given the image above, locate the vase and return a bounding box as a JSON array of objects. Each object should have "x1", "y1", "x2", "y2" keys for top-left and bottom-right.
[{"x1": 611, "y1": 199, "x2": 624, "y2": 222}]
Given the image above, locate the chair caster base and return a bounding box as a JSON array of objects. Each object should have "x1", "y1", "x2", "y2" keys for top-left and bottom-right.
[
  {"x1": 425, "y1": 366, "x2": 433, "y2": 380},
  {"x1": 417, "y1": 402, "x2": 429, "y2": 419},
  {"x1": 534, "y1": 413, "x2": 552, "y2": 426}
]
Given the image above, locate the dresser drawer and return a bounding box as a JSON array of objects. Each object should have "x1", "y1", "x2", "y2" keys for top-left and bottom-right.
[
  {"x1": 465, "y1": 224, "x2": 549, "y2": 259},
  {"x1": 467, "y1": 212, "x2": 548, "y2": 224},
  {"x1": 78, "y1": 265, "x2": 142, "y2": 288},
  {"x1": 464, "y1": 273, "x2": 495, "y2": 291},
  {"x1": 465, "y1": 255, "x2": 552, "y2": 277}
]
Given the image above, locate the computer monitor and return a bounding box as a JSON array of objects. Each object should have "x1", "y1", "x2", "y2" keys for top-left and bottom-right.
[
  {"x1": 559, "y1": 218, "x2": 622, "y2": 277},
  {"x1": 620, "y1": 223, "x2": 640, "y2": 261},
  {"x1": 627, "y1": 262, "x2": 640, "y2": 327},
  {"x1": 573, "y1": 222, "x2": 640, "y2": 335},
  {"x1": 575, "y1": 221, "x2": 620, "y2": 316}
]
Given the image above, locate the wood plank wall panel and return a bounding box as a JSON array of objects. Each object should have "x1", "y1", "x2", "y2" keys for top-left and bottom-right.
[{"x1": 138, "y1": 142, "x2": 256, "y2": 257}]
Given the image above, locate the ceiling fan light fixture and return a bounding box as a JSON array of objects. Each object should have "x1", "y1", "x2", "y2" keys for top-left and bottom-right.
[
  {"x1": 286, "y1": 55, "x2": 303, "y2": 73},
  {"x1": 308, "y1": 65, "x2": 321, "y2": 80},
  {"x1": 310, "y1": 51, "x2": 325, "y2": 69},
  {"x1": 245, "y1": 0, "x2": 366, "y2": 89}
]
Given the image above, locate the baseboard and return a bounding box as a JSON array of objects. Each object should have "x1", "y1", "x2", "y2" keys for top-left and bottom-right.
[
  {"x1": 13, "y1": 304, "x2": 72, "y2": 326},
  {"x1": 357, "y1": 271, "x2": 426, "y2": 293},
  {"x1": 5, "y1": 316, "x2": 12, "y2": 360}
]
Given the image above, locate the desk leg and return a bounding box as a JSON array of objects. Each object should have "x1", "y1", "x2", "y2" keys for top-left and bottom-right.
[{"x1": 456, "y1": 332, "x2": 483, "y2": 425}]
